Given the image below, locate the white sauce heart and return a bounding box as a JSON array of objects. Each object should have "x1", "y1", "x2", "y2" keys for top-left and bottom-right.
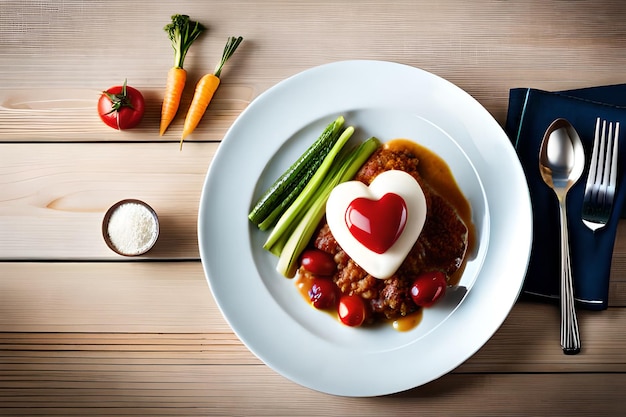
[{"x1": 326, "y1": 170, "x2": 427, "y2": 279}]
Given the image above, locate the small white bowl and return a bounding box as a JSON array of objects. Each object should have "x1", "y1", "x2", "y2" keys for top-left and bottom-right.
[{"x1": 102, "y1": 199, "x2": 159, "y2": 256}]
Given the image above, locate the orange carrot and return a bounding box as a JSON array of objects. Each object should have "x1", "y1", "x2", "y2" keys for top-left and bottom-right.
[
  {"x1": 159, "y1": 14, "x2": 205, "y2": 136},
  {"x1": 179, "y1": 73, "x2": 219, "y2": 145},
  {"x1": 160, "y1": 67, "x2": 187, "y2": 136},
  {"x1": 180, "y1": 36, "x2": 243, "y2": 149}
]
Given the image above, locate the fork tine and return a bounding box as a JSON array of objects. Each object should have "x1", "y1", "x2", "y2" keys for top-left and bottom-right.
[
  {"x1": 607, "y1": 121, "x2": 620, "y2": 205},
  {"x1": 584, "y1": 118, "x2": 602, "y2": 205},
  {"x1": 598, "y1": 121, "x2": 612, "y2": 207}
]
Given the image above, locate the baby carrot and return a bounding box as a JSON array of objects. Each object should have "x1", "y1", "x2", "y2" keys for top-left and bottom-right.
[
  {"x1": 180, "y1": 36, "x2": 243, "y2": 149},
  {"x1": 160, "y1": 14, "x2": 206, "y2": 136}
]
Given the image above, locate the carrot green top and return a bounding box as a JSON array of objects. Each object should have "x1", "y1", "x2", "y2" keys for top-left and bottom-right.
[
  {"x1": 213, "y1": 36, "x2": 244, "y2": 78},
  {"x1": 164, "y1": 14, "x2": 206, "y2": 69}
]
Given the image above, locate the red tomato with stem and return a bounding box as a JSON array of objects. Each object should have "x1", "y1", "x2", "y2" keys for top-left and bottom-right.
[
  {"x1": 98, "y1": 80, "x2": 145, "y2": 130},
  {"x1": 338, "y1": 294, "x2": 367, "y2": 327},
  {"x1": 410, "y1": 271, "x2": 447, "y2": 307}
]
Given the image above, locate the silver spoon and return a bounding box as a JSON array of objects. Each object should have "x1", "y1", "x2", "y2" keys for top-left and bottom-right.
[{"x1": 539, "y1": 118, "x2": 585, "y2": 354}]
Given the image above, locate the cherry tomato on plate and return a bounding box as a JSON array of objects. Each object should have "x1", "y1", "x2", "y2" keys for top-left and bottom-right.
[
  {"x1": 338, "y1": 294, "x2": 367, "y2": 327},
  {"x1": 410, "y1": 271, "x2": 447, "y2": 308},
  {"x1": 98, "y1": 80, "x2": 145, "y2": 130},
  {"x1": 308, "y1": 278, "x2": 339, "y2": 310},
  {"x1": 300, "y1": 249, "x2": 336, "y2": 276}
]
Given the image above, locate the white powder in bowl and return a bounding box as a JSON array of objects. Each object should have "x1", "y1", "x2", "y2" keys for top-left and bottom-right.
[{"x1": 107, "y1": 202, "x2": 158, "y2": 255}]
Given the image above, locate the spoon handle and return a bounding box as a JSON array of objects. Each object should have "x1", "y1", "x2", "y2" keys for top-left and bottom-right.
[{"x1": 558, "y1": 199, "x2": 581, "y2": 354}]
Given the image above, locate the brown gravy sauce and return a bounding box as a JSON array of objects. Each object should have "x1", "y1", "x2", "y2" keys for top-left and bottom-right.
[
  {"x1": 384, "y1": 139, "x2": 476, "y2": 286},
  {"x1": 296, "y1": 274, "x2": 424, "y2": 330},
  {"x1": 295, "y1": 139, "x2": 476, "y2": 331}
]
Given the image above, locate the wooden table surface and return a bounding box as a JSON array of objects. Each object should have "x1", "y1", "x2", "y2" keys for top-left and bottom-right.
[{"x1": 2, "y1": 0, "x2": 626, "y2": 415}]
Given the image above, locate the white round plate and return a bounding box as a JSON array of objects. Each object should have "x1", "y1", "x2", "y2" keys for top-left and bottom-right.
[{"x1": 198, "y1": 60, "x2": 532, "y2": 397}]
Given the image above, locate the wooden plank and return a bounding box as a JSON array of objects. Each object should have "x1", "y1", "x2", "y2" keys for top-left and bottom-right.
[
  {"x1": 1, "y1": 308, "x2": 626, "y2": 373},
  {"x1": 0, "y1": 143, "x2": 217, "y2": 260},
  {"x1": 2, "y1": 0, "x2": 626, "y2": 128},
  {"x1": 3, "y1": 140, "x2": 626, "y2": 271},
  {"x1": 0, "y1": 371, "x2": 624, "y2": 415},
  {"x1": 1, "y1": 263, "x2": 626, "y2": 373},
  {"x1": 0, "y1": 86, "x2": 251, "y2": 143},
  {"x1": 0, "y1": 262, "x2": 225, "y2": 332}
]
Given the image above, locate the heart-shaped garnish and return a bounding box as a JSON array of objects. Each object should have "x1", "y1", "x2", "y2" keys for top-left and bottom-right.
[
  {"x1": 346, "y1": 193, "x2": 407, "y2": 254},
  {"x1": 326, "y1": 170, "x2": 427, "y2": 279}
]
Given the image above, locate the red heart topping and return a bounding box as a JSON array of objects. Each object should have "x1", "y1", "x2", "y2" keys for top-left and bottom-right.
[{"x1": 345, "y1": 193, "x2": 408, "y2": 254}]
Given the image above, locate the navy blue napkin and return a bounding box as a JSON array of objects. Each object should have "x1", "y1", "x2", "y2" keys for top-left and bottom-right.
[{"x1": 505, "y1": 85, "x2": 626, "y2": 310}]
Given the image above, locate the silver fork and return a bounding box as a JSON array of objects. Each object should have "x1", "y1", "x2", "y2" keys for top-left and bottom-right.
[{"x1": 582, "y1": 118, "x2": 620, "y2": 231}]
